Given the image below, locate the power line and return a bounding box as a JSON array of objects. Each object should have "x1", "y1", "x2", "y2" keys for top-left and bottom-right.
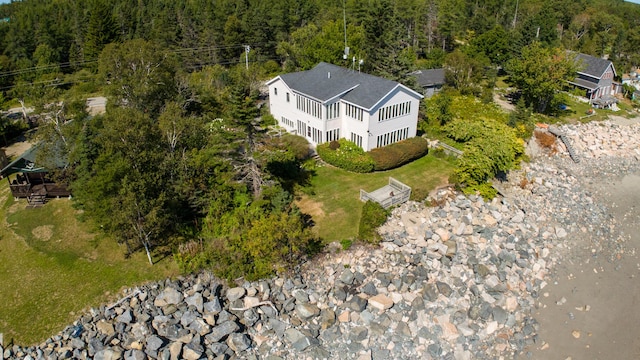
[{"x1": 0, "y1": 43, "x2": 269, "y2": 79}]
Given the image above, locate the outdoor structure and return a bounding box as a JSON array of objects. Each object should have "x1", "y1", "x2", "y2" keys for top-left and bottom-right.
[
  {"x1": 568, "y1": 52, "x2": 620, "y2": 108},
  {"x1": 360, "y1": 177, "x2": 411, "y2": 209},
  {"x1": 411, "y1": 68, "x2": 445, "y2": 98},
  {"x1": 267, "y1": 62, "x2": 423, "y2": 151},
  {"x1": 0, "y1": 145, "x2": 70, "y2": 206}
]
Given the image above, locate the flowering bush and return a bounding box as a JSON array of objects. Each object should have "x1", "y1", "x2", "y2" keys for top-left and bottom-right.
[{"x1": 317, "y1": 139, "x2": 375, "y2": 173}]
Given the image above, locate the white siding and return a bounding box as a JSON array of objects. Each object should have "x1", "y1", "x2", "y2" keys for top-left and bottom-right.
[
  {"x1": 365, "y1": 87, "x2": 420, "y2": 151},
  {"x1": 268, "y1": 77, "x2": 421, "y2": 151}
]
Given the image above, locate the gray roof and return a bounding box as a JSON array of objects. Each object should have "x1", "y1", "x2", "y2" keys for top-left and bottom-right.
[
  {"x1": 413, "y1": 69, "x2": 445, "y2": 87},
  {"x1": 572, "y1": 52, "x2": 615, "y2": 79},
  {"x1": 568, "y1": 78, "x2": 598, "y2": 91},
  {"x1": 275, "y1": 62, "x2": 421, "y2": 109}
]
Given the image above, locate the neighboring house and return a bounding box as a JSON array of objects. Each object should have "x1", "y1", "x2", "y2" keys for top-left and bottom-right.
[
  {"x1": 568, "y1": 52, "x2": 620, "y2": 108},
  {"x1": 267, "y1": 62, "x2": 423, "y2": 152},
  {"x1": 411, "y1": 68, "x2": 445, "y2": 98}
]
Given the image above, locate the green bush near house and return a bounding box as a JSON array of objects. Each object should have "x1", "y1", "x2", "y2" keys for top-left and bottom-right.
[
  {"x1": 369, "y1": 137, "x2": 429, "y2": 171},
  {"x1": 317, "y1": 138, "x2": 375, "y2": 173},
  {"x1": 357, "y1": 200, "x2": 389, "y2": 244}
]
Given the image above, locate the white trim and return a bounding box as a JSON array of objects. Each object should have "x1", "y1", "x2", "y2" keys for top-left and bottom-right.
[{"x1": 368, "y1": 84, "x2": 423, "y2": 111}]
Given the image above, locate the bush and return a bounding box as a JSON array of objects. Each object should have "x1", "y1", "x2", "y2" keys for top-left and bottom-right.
[
  {"x1": 357, "y1": 201, "x2": 389, "y2": 244},
  {"x1": 317, "y1": 139, "x2": 374, "y2": 173},
  {"x1": 340, "y1": 239, "x2": 353, "y2": 250},
  {"x1": 368, "y1": 137, "x2": 429, "y2": 171}
]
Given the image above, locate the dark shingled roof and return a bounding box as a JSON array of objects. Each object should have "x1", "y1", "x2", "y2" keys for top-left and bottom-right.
[
  {"x1": 278, "y1": 62, "x2": 420, "y2": 109},
  {"x1": 572, "y1": 52, "x2": 615, "y2": 78},
  {"x1": 413, "y1": 69, "x2": 445, "y2": 87}
]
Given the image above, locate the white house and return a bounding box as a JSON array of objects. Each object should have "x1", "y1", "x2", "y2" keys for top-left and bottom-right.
[{"x1": 267, "y1": 62, "x2": 423, "y2": 151}]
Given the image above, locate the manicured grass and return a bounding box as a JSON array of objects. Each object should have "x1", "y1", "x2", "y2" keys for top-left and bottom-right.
[
  {"x1": 297, "y1": 154, "x2": 455, "y2": 243},
  {"x1": 0, "y1": 183, "x2": 178, "y2": 345}
]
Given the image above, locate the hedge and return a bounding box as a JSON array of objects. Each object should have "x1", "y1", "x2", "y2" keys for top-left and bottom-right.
[
  {"x1": 368, "y1": 137, "x2": 429, "y2": 171},
  {"x1": 317, "y1": 139, "x2": 375, "y2": 173}
]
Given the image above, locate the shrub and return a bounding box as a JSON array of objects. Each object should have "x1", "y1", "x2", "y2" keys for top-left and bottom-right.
[
  {"x1": 368, "y1": 137, "x2": 429, "y2": 171},
  {"x1": 329, "y1": 140, "x2": 340, "y2": 150},
  {"x1": 317, "y1": 139, "x2": 374, "y2": 173},
  {"x1": 410, "y1": 187, "x2": 430, "y2": 202},
  {"x1": 340, "y1": 239, "x2": 353, "y2": 250},
  {"x1": 357, "y1": 201, "x2": 389, "y2": 244}
]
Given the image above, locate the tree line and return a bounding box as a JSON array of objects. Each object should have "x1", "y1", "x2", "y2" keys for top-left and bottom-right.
[{"x1": 1, "y1": 0, "x2": 639, "y2": 279}]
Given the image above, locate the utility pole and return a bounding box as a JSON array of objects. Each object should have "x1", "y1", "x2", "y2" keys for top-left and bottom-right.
[
  {"x1": 512, "y1": 0, "x2": 519, "y2": 29},
  {"x1": 244, "y1": 45, "x2": 250, "y2": 70},
  {"x1": 343, "y1": 0, "x2": 349, "y2": 60}
]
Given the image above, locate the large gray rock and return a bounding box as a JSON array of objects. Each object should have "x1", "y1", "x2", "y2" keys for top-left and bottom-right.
[
  {"x1": 185, "y1": 293, "x2": 204, "y2": 313},
  {"x1": 206, "y1": 320, "x2": 240, "y2": 343},
  {"x1": 227, "y1": 333, "x2": 251, "y2": 352},
  {"x1": 226, "y1": 287, "x2": 246, "y2": 303},
  {"x1": 154, "y1": 287, "x2": 183, "y2": 307},
  {"x1": 295, "y1": 303, "x2": 320, "y2": 320},
  {"x1": 93, "y1": 348, "x2": 123, "y2": 360}
]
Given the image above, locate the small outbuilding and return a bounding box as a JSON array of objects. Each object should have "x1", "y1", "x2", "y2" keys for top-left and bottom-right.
[{"x1": 0, "y1": 145, "x2": 71, "y2": 206}]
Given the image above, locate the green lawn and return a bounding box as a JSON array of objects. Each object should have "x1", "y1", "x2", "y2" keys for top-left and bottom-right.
[
  {"x1": 0, "y1": 183, "x2": 178, "y2": 345},
  {"x1": 298, "y1": 154, "x2": 455, "y2": 243}
]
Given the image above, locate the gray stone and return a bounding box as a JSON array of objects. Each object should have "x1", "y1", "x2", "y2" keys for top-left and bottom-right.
[
  {"x1": 422, "y1": 283, "x2": 438, "y2": 302},
  {"x1": 350, "y1": 326, "x2": 369, "y2": 341},
  {"x1": 227, "y1": 333, "x2": 251, "y2": 352},
  {"x1": 292, "y1": 336, "x2": 319, "y2": 352},
  {"x1": 428, "y1": 343, "x2": 443, "y2": 358},
  {"x1": 206, "y1": 321, "x2": 240, "y2": 343},
  {"x1": 117, "y1": 309, "x2": 133, "y2": 323},
  {"x1": 94, "y1": 348, "x2": 123, "y2": 360},
  {"x1": 124, "y1": 349, "x2": 146, "y2": 360},
  {"x1": 154, "y1": 287, "x2": 183, "y2": 307},
  {"x1": 185, "y1": 293, "x2": 204, "y2": 313},
  {"x1": 348, "y1": 296, "x2": 368, "y2": 312},
  {"x1": 146, "y1": 335, "x2": 166, "y2": 354},
  {"x1": 207, "y1": 342, "x2": 228, "y2": 356},
  {"x1": 269, "y1": 318, "x2": 287, "y2": 338},
  {"x1": 203, "y1": 298, "x2": 222, "y2": 315},
  {"x1": 284, "y1": 328, "x2": 305, "y2": 344},
  {"x1": 182, "y1": 344, "x2": 202, "y2": 360},
  {"x1": 492, "y1": 307, "x2": 508, "y2": 324},
  {"x1": 436, "y1": 281, "x2": 453, "y2": 297},
  {"x1": 340, "y1": 269, "x2": 355, "y2": 285},
  {"x1": 295, "y1": 303, "x2": 320, "y2": 320},
  {"x1": 226, "y1": 287, "x2": 246, "y2": 302},
  {"x1": 319, "y1": 308, "x2": 336, "y2": 330},
  {"x1": 361, "y1": 282, "x2": 377, "y2": 296}
]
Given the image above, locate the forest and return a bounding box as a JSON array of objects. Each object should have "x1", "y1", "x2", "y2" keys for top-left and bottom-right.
[{"x1": 0, "y1": 0, "x2": 639, "y2": 280}]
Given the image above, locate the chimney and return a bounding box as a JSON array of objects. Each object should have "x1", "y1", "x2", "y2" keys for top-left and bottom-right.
[{"x1": 328, "y1": 72, "x2": 331, "y2": 79}]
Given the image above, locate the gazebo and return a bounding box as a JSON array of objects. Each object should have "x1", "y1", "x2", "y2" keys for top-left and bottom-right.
[
  {"x1": 360, "y1": 177, "x2": 411, "y2": 209},
  {"x1": 0, "y1": 145, "x2": 70, "y2": 206}
]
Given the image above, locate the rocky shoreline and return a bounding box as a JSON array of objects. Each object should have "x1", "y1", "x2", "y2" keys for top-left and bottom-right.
[{"x1": 1, "y1": 120, "x2": 638, "y2": 360}]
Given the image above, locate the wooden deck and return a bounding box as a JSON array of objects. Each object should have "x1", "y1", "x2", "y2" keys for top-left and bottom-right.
[{"x1": 360, "y1": 177, "x2": 411, "y2": 209}]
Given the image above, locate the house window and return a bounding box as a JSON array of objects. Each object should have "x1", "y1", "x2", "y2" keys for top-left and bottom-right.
[
  {"x1": 376, "y1": 127, "x2": 410, "y2": 148},
  {"x1": 286, "y1": 92, "x2": 290, "y2": 102},
  {"x1": 327, "y1": 128, "x2": 340, "y2": 142},
  {"x1": 274, "y1": 88, "x2": 278, "y2": 95},
  {"x1": 378, "y1": 101, "x2": 411, "y2": 122},
  {"x1": 350, "y1": 133, "x2": 363, "y2": 148},
  {"x1": 346, "y1": 104, "x2": 363, "y2": 121}
]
